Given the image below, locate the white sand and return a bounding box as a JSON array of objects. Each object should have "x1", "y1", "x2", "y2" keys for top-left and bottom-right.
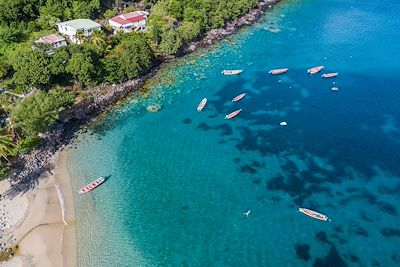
[{"x1": 0, "y1": 150, "x2": 76, "y2": 267}]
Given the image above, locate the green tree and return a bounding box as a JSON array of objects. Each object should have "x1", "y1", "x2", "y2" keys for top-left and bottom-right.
[
  {"x1": 90, "y1": 30, "x2": 106, "y2": 48},
  {"x1": 159, "y1": 26, "x2": 182, "y2": 55},
  {"x1": 102, "y1": 53, "x2": 125, "y2": 84},
  {"x1": 10, "y1": 49, "x2": 51, "y2": 89},
  {"x1": 36, "y1": 14, "x2": 61, "y2": 30},
  {"x1": 0, "y1": 134, "x2": 14, "y2": 164},
  {"x1": 104, "y1": 33, "x2": 154, "y2": 82},
  {"x1": 177, "y1": 21, "x2": 201, "y2": 43},
  {"x1": 118, "y1": 34, "x2": 154, "y2": 78},
  {"x1": 66, "y1": 52, "x2": 97, "y2": 86},
  {"x1": 75, "y1": 30, "x2": 86, "y2": 44},
  {"x1": 0, "y1": 0, "x2": 40, "y2": 25},
  {"x1": 0, "y1": 58, "x2": 11, "y2": 79},
  {"x1": 11, "y1": 90, "x2": 75, "y2": 137},
  {"x1": 48, "y1": 47, "x2": 70, "y2": 76},
  {"x1": 0, "y1": 25, "x2": 21, "y2": 45}
]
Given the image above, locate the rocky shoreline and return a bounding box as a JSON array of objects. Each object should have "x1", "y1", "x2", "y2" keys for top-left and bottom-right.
[{"x1": 2, "y1": 0, "x2": 283, "y2": 198}]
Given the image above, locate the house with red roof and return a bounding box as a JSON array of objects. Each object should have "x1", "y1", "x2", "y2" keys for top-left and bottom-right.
[
  {"x1": 35, "y1": 34, "x2": 67, "y2": 48},
  {"x1": 33, "y1": 34, "x2": 67, "y2": 54},
  {"x1": 109, "y1": 11, "x2": 149, "y2": 33}
]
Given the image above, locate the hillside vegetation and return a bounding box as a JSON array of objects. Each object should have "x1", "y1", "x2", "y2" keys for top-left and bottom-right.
[{"x1": 0, "y1": 0, "x2": 261, "y2": 178}]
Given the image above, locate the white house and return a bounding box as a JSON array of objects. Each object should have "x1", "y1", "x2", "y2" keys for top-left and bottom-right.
[
  {"x1": 109, "y1": 11, "x2": 149, "y2": 33},
  {"x1": 34, "y1": 34, "x2": 67, "y2": 54},
  {"x1": 56, "y1": 19, "x2": 102, "y2": 44}
]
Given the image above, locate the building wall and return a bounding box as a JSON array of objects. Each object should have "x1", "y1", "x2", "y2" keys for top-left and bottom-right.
[
  {"x1": 53, "y1": 40, "x2": 68, "y2": 48},
  {"x1": 57, "y1": 24, "x2": 101, "y2": 44},
  {"x1": 57, "y1": 25, "x2": 77, "y2": 37},
  {"x1": 109, "y1": 19, "x2": 147, "y2": 33}
]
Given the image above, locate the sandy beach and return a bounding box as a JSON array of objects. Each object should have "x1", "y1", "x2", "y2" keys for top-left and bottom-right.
[{"x1": 0, "y1": 150, "x2": 76, "y2": 267}]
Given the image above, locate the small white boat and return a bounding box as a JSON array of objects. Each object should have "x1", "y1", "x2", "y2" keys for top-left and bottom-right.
[
  {"x1": 331, "y1": 87, "x2": 339, "y2": 91},
  {"x1": 280, "y1": 121, "x2": 288, "y2": 126},
  {"x1": 322, "y1": 72, "x2": 338, "y2": 78},
  {"x1": 225, "y1": 109, "x2": 242, "y2": 119},
  {"x1": 222, "y1": 70, "x2": 243, "y2": 75},
  {"x1": 269, "y1": 68, "x2": 289, "y2": 75},
  {"x1": 299, "y1": 208, "x2": 330, "y2": 221},
  {"x1": 197, "y1": 98, "x2": 207, "y2": 112},
  {"x1": 232, "y1": 93, "x2": 246, "y2": 102},
  {"x1": 79, "y1": 177, "x2": 106, "y2": 194},
  {"x1": 307, "y1": 65, "x2": 324, "y2": 74}
]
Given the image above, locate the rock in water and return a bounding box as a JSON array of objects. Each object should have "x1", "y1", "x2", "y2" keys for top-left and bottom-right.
[{"x1": 146, "y1": 105, "x2": 162, "y2": 112}]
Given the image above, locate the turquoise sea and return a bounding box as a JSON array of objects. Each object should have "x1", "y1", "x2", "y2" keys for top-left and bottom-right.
[{"x1": 67, "y1": 0, "x2": 400, "y2": 266}]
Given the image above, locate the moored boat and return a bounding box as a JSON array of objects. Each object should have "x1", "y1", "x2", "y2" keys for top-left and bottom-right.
[
  {"x1": 225, "y1": 109, "x2": 242, "y2": 119},
  {"x1": 232, "y1": 93, "x2": 246, "y2": 102},
  {"x1": 280, "y1": 121, "x2": 288, "y2": 126},
  {"x1": 269, "y1": 68, "x2": 289, "y2": 75},
  {"x1": 322, "y1": 72, "x2": 338, "y2": 78},
  {"x1": 299, "y1": 208, "x2": 330, "y2": 221},
  {"x1": 79, "y1": 176, "x2": 106, "y2": 194},
  {"x1": 307, "y1": 65, "x2": 324, "y2": 74},
  {"x1": 222, "y1": 69, "x2": 243, "y2": 75},
  {"x1": 197, "y1": 98, "x2": 207, "y2": 112},
  {"x1": 331, "y1": 87, "x2": 339, "y2": 91}
]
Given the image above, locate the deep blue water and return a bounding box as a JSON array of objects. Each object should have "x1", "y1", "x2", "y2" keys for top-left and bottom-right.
[{"x1": 67, "y1": 0, "x2": 400, "y2": 266}]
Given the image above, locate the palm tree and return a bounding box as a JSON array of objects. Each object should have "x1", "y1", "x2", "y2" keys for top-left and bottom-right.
[
  {"x1": 90, "y1": 30, "x2": 106, "y2": 48},
  {"x1": 0, "y1": 135, "x2": 15, "y2": 164},
  {"x1": 75, "y1": 30, "x2": 86, "y2": 44}
]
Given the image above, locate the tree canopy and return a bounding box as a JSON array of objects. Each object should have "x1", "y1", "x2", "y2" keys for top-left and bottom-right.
[
  {"x1": 10, "y1": 49, "x2": 51, "y2": 90},
  {"x1": 11, "y1": 90, "x2": 75, "y2": 137}
]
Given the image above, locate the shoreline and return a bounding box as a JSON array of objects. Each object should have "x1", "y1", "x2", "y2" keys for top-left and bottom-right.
[
  {"x1": 0, "y1": 150, "x2": 75, "y2": 267},
  {"x1": 1, "y1": 0, "x2": 284, "y2": 265}
]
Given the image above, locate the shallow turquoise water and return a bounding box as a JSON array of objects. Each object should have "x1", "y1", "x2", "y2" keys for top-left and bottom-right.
[{"x1": 67, "y1": 0, "x2": 400, "y2": 266}]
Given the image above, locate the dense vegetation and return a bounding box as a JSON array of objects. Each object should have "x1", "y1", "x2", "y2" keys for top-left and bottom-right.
[{"x1": 0, "y1": 0, "x2": 262, "y2": 178}]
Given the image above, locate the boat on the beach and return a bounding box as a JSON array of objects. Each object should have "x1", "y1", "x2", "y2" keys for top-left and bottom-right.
[
  {"x1": 269, "y1": 68, "x2": 289, "y2": 75},
  {"x1": 225, "y1": 109, "x2": 242, "y2": 119},
  {"x1": 307, "y1": 65, "x2": 324, "y2": 74},
  {"x1": 232, "y1": 93, "x2": 246, "y2": 102},
  {"x1": 222, "y1": 69, "x2": 243, "y2": 75},
  {"x1": 322, "y1": 72, "x2": 338, "y2": 78},
  {"x1": 197, "y1": 98, "x2": 207, "y2": 112},
  {"x1": 78, "y1": 176, "x2": 106, "y2": 194},
  {"x1": 299, "y1": 208, "x2": 329, "y2": 221}
]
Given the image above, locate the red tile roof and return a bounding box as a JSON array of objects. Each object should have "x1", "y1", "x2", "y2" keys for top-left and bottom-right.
[
  {"x1": 110, "y1": 12, "x2": 146, "y2": 25},
  {"x1": 37, "y1": 34, "x2": 65, "y2": 44}
]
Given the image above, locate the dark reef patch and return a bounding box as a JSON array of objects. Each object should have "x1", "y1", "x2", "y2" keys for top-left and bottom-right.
[
  {"x1": 378, "y1": 201, "x2": 397, "y2": 216},
  {"x1": 392, "y1": 253, "x2": 400, "y2": 263},
  {"x1": 182, "y1": 118, "x2": 192, "y2": 124},
  {"x1": 313, "y1": 246, "x2": 348, "y2": 267},
  {"x1": 197, "y1": 122, "x2": 210, "y2": 131},
  {"x1": 350, "y1": 254, "x2": 360, "y2": 263},
  {"x1": 269, "y1": 195, "x2": 281, "y2": 202},
  {"x1": 359, "y1": 210, "x2": 374, "y2": 222},
  {"x1": 315, "y1": 231, "x2": 332, "y2": 245},
  {"x1": 240, "y1": 164, "x2": 257, "y2": 174},
  {"x1": 334, "y1": 226, "x2": 343, "y2": 233},
  {"x1": 251, "y1": 160, "x2": 264, "y2": 168},
  {"x1": 349, "y1": 224, "x2": 368, "y2": 237},
  {"x1": 295, "y1": 243, "x2": 311, "y2": 261},
  {"x1": 381, "y1": 228, "x2": 400, "y2": 238},
  {"x1": 378, "y1": 183, "x2": 400, "y2": 195}
]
